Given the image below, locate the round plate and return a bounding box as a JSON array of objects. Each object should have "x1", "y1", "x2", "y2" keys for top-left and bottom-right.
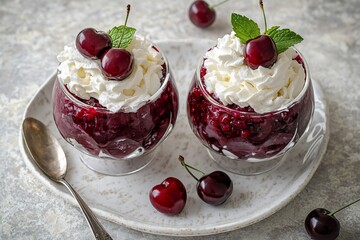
[{"x1": 19, "y1": 39, "x2": 329, "y2": 236}]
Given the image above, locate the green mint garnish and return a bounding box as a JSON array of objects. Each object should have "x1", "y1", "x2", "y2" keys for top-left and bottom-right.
[
  {"x1": 108, "y1": 26, "x2": 136, "y2": 49},
  {"x1": 231, "y1": 13, "x2": 260, "y2": 44},
  {"x1": 266, "y1": 28, "x2": 303, "y2": 53},
  {"x1": 231, "y1": 0, "x2": 303, "y2": 53},
  {"x1": 264, "y1": 26, "x2": 280, "y2": 36},
  {"x1": 108, "y1": 4, "x2": 136, "y2": 49}
]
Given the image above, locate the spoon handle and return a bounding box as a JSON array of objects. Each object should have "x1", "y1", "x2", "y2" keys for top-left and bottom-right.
[{"x1": 59, "y1": 179, "x2": 113, "y2": 240}]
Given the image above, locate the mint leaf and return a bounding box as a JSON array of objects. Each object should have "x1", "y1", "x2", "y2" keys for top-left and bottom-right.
[
  {"x1": 231, "y1": 13, "x2": 260, "y2": 44},
  {"x1": 108, "y1": 25, "x2": 136, "y2": 49},
  {"x1": 265, "y1": 26, "x2": 280, "y2": 36},
  {"x1": 267, "y1": 28, "x2": 303, "y2": 53}
]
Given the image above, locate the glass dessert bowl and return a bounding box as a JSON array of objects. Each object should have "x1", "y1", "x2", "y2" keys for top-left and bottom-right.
[
  {"x1": 52, "y1": 31, "x2": 179, "y2": 175},
  {"x1": 187, "y1": 38, "x2": 314, "y2": 175}
]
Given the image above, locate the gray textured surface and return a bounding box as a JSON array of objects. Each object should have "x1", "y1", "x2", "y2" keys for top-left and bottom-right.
[{"x1": 1, "y1": 0, "x2": 359, "y2": 239}]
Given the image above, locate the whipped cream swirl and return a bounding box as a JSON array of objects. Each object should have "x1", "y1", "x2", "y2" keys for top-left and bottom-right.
[
  {"x1": 57, "y1": 35, "x2": 164, "y2": 112},
  {"x1": 204, "y1": 32, "x2": 305, "y2": 113}
]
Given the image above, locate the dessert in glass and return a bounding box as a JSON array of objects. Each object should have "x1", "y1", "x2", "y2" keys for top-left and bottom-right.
[
  {"x1": 52, "y1": 24, "x2": 178, "y2": 175},
  {"x1": 187, "y1": 30, "x2": 314, "y2": 175}
]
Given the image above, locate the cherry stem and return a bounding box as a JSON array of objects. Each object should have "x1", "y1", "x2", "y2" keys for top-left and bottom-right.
[
  {"x1": 259, "y1": 0, "x2": 268, "y2": 32},
  {"x1": 210, "y1": 0, "x2": 230, "y2": 9},
  {"x1": 178, "y1": 155, "x2": 205, "y2": 182},
  {"x1": 119, "y1": 4, "x2": 131, "y2": 47},
  {"x1": 329, "y1": 197, "x2": 360, "y2": 216}
]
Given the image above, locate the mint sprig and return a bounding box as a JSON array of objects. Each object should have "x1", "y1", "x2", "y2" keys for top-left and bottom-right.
[
  {"x1": 266, "y1": 28, "x2": 303, "y2": 53},
  {"x1": 231, "y1": 13, "x2": 260, "y2": 44},
  {"x1": 108, "y1": 26, "x2": 136, "y2": 49},
  {"x1": 108, "y1": 4, "x2": 136, "y2": 49}
]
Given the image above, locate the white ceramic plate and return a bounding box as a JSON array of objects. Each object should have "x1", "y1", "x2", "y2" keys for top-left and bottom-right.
[{"x1": 19, "y1": 40, "x2": 329, "y2": 236}]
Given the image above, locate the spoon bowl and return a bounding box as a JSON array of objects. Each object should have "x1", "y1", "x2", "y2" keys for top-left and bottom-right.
[
  {"x1": 22, "y1": 117, "x2": 112, "y2": 240},
  {"x1": 22, "y1": 117, "x2": 66, "y2": 180}
]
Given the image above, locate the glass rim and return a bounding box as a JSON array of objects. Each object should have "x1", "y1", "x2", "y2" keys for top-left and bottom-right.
[
  {"x1": 195, "y1": 47, "x2": 311, "y2": 116},
  {"x1": 57, "y1": 41, "x2": 171, "y2": 112}
]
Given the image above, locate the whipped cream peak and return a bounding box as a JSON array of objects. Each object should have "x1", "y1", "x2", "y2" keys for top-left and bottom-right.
[
  {"x1": 57, "y1": 35, "x2": 164, "y2": 112},
  {"x1": 203, "y1": 32, "x2": 305, "y2": 113}
]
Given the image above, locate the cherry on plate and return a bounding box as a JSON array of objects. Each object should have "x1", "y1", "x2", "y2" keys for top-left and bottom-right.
[
  {"x1": 179, "y1": 155, "x2": 233, "y2": 205},
  {"x1": 197, "y1": 170, "x2": 233, "y2": 205},
  {"x1": 149, "y1": 177, "x2": 187, "y2": 215}
]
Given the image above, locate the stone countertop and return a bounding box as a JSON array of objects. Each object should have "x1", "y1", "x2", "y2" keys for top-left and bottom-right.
[{"x1": 1, "y1": 0, "x2": 359, "y2": 239}]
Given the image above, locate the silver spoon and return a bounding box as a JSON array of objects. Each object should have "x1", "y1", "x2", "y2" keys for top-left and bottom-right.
[{"x1": 22, "y1": 117, "x2": 112, "y2": 240}]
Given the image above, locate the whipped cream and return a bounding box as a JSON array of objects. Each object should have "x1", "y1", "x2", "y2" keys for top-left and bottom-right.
[
  {"x1": 204, "y1": 32, "x2": 305, "y2": 113},
  {"x1": 57, "y1": 35, "x2": 164, "y2": 112}
]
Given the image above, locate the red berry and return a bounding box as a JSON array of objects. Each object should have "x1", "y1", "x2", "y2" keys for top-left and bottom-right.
[
  {"x1": 305, "y1": 208, "x2": 340, "y2": 240},
  {"x1": 100, "y1": 48, "x2": 134, "y2": 81},
  {"x1": 149, "y1": 177, "x2": 187, "y2": 215},
  {"x1": 244, "y1": 35, "x2": 278, "y2": 69},
  {"x1": 189, "y1": 0, "x2": 216, "y2": 28},
  {"x1": 76, "y1": 28, "x2": 112, "y2": 59},
  {"x1": 197, "y1": 171, "x2": 233, "y2": 205}
]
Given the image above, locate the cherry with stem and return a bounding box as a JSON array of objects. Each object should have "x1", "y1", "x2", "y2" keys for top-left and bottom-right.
[
  {"x1": 101, "y1": 4, "x2": 134, "y2": 81},
  {"x1": 305, "y1": 197, "x2": 360, "y2": 240},
  {"x1": 244, "y1": 0, "x2": 277, "y2": 69},
  {"x1": 188, "y1": 0, "x2": 230, "y2": 28},
  {"x1": 179, "y1": 155, "x2": 233, "y2": 206}
]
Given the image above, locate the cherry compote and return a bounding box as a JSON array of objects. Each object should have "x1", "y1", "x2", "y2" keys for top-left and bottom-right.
[
  {"x1": 187, "y1": 54, "x2": 314, "y2": 160},
  {"x1": 53, "y1": 60, "x2": 178, "y2": 159}
]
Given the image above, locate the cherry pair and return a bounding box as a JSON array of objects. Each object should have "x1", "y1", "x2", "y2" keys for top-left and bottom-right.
[
  {"x1": 149, "y1": 155, "x2": 233, "y2": 215},
  {"x1": 76, "y1": 5, "x2": 134, "y2": 81}
]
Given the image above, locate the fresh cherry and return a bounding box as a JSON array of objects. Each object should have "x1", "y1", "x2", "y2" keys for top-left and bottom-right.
[
  {"x1": 179, "y1": 155, "x2": 233, "y2": 205},
  {"x1": 99, "y1": 4, "x2": 134, "y2": 81},
  {"x1": 304, "y1": 197, "x2": 360, "y2": 240},
  {"x1": 197, "y1": 170, "x2": 233, "y2": 205},
  {"x1": 188, "y1": 0, "x2": 216, "y2": 28},
  {"x1": 149, "y1": 177, "x2": 187, "y2": 215},
  {"x1": 305, "y1": 208, "x2": 340, "y2": 240},
  {"x1": 76, "y1": 28, "x2": 112, "y2": 59},
  {"x1": 100, "y1": 48, "x2": 134, "y2": 80},
  {"x1": 244, "y1": 35, "x2": 278, "y2": 69},
  {"x1": 243, "y1": 1, "x2": 278, "y2": 69}
]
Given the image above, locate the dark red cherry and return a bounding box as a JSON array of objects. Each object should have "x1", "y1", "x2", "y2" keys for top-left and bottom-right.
[
  {"x1": 305, "y1": 208, "x2": 340, "y2": 240},
  {"x1": 76, "y1": 28, "x2": 112, "y2": 59},
  {"x1": 100, "y1": 48, "x2": 134, "y2": 81},
  {"x1": 244, "y1": 35, "x2": 278, "y2": 69},
  {"x1": 149, "y1": 177, "x2": 187, "y2": 215},
  {"x1": 189, "y1": 0, "x2": 216, "y2": 28},
  {"x1": 197, "y1": 171, "x2": 233, "y2": 205},
  {"x1": 179, "y1": 156, "x2": 233, "y2": 205}
]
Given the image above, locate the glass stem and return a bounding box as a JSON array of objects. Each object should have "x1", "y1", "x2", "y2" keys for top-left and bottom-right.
[{"x1": 329, "y1": 197, "x2": 360, "y2": 216}]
